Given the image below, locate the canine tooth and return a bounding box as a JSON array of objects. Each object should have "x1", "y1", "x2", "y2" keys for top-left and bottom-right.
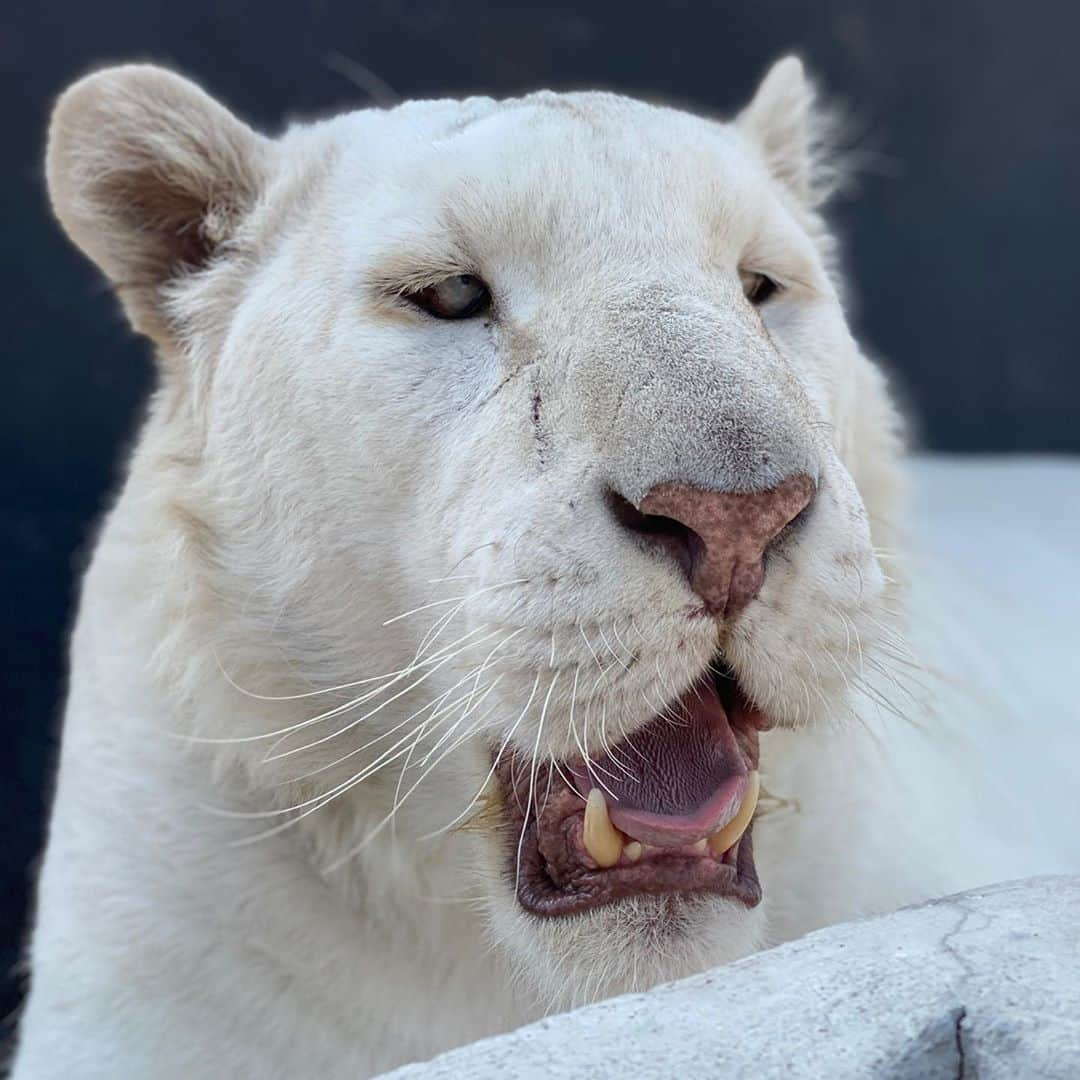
[
  {"x1": 708, "y1": 771, "x2": 760, "y2": 856},
  {"x1": 624, "y1": 841, "x2": 643, "y2": 862},
  {"x1": 691, "y1": 838, "x2": 708, "y2": 855},
  {"x1": 583, "y1": 789, "x2": 622, "y2": 868}
]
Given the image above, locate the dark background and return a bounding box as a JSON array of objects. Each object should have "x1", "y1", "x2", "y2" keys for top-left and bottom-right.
[{"x1": 2, "y1": 0, "x2": 1078, "y2": 1029}]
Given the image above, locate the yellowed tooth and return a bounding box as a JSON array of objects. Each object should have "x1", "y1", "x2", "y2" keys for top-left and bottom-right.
[
  {"x1": 583, "y1": 788, "x2": 623, "y2": 868},
  {"x1": 708, "y1": 771, "x2": 760, "y2": 856},
  {"x1": 691, "y1": 838, "x2": 709, "y2": 855},
  {"x1": 624, "y1": 841, "x2": 643, "y2": 862}
]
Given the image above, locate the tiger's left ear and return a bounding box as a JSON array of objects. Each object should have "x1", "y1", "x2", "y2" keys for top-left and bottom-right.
[{"x1": 737, "y1": 56, "x2": 828, "y2": 207}]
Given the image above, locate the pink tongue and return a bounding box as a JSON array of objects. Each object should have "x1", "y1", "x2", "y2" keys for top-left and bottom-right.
[{"x1": 570, "y1": 673, "x2": 750, "y2": 847}]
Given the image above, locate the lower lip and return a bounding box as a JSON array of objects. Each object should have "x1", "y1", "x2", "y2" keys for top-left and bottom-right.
[{"x1": 514, "y1": 816, "x2": 762, "y2": 918}]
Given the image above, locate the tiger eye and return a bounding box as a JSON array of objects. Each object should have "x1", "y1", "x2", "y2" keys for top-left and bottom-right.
[
  {"x1": 407, "y1": 274, "x2": 491, "y2": 319},
  {"x1": 740, "y1": 271, "x2": 780, "y2": 306}
]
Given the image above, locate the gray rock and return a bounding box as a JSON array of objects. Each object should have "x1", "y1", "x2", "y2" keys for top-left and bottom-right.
[{"x1": 378, "y1": 876, "x2": 1080, "y2": 1079}]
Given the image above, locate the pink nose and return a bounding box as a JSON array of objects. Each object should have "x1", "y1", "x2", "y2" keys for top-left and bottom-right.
[{"x1": 637, "y1": 475, "x2": 815, "y2": 619}]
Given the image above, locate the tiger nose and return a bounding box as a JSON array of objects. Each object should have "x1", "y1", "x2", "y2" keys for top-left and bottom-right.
[{"x1": 623, "y1": 475, "x2": 816, "y2": 619}]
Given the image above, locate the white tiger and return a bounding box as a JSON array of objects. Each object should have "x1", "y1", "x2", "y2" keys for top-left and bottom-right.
[{"x1": 13, "y1": 56, "x2": 1079, "y2": 1078}]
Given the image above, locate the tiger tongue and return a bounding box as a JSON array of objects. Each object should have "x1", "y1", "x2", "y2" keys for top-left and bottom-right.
[{"x1": 569, "y1": 672, "x2": 754, "y2": 847}]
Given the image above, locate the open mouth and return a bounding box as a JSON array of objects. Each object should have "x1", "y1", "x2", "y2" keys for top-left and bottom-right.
[{"x1": 494, "y1": 658, "x2": 771, "y2": 917}]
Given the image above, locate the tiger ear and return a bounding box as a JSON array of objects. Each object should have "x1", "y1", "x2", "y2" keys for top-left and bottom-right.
[
  {"x1": 46, "y1": 64, "x2": 273, "y2": 343},
  {"x1": 737, "y1": 56, "x2": 829, "y2": 207}
]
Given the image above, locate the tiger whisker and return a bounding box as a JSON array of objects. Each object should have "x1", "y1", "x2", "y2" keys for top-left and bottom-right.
[
  {"x1": 381, "y1": 578, "x2": 529, "y2": 628},
  {"x1": 420, "y1": 672, "x2": 541, "y2": 841},
  {"x1": 258, "y1": 627, "x2": 504, "y2": 761}
]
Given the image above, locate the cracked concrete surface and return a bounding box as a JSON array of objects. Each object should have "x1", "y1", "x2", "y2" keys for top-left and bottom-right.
[{"x1": 379, "y1": 877, "x2": 1080, "y2": 1079}]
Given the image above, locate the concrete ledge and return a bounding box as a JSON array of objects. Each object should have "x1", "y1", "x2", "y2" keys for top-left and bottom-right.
[{"x1": 380, "y1": 876, "x2": 1080, "y2": 1079}]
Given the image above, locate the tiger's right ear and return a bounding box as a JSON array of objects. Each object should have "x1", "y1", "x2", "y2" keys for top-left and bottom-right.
[{"x1": 46, "y1": 64, "x2": 274, "y2": 343}]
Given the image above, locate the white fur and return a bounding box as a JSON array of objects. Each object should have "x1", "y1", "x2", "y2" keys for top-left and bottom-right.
[{"x1": 13, "y1": 60, "x2": 1078, "y2": 1077}]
